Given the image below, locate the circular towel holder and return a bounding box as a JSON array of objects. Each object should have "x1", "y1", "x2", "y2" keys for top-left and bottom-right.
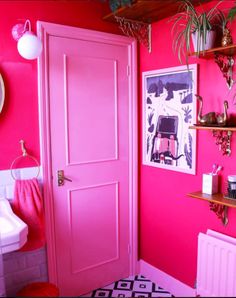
[{"x1": 10, "y1": 140, "x2": 40, "y2": 180}]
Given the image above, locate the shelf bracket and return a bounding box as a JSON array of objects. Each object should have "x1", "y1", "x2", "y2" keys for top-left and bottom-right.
[
  {"x1": 214, "y1": 53, "x2": 234, "y2": 89},
  {"x1": 114, "y1": 16, "x2": 151, "y2": 52},
  {"x1": 212, "y1": 130, "x2": 232, "y2": 156},
  {"x1": 209, "y1": 202, "x2": 228, "y2": 226}
]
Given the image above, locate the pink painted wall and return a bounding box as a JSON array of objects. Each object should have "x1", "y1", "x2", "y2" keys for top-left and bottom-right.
[
  {"x1": 0, "y1": 0, "x2": 119, "y2": 170},
  {"x1": 1, "y1": 0, "x2": 236, "y2": 291},
  {"x1": 139, "y1": 0, "x2": 236, "y2": 288}
]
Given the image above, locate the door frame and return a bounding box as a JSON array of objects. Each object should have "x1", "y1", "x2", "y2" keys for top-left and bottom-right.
[{"x1": 37, "y1": 21, "x2": 138, "y2": 285}]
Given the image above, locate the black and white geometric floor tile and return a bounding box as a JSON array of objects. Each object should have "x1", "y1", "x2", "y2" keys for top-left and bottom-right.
[{"x1": 83, "y1": 275, "x2": 173, "y2": 297}]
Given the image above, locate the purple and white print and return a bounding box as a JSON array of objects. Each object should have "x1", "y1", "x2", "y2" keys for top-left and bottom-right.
[{"x1": 142, "y1": 64, "x2": 197, "y2": 174}]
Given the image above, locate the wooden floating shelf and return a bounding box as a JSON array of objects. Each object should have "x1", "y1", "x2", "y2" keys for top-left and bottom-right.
[
  {"x1": 188, "y1": 191, "x2": 236, "y2": 208},
  {"x1": 103, "y1": 0, "x2": 213, "y2": 53},
  {"x1": 189, "y1": 125, "x2": 235, "y2": 156},
  {"x1": 189, "y1": 125, "x2": 236, "y2": 131},
  {"x1": 189, "y1": 44, "x2": 236, "y2": 89},
  {"x1": 103, "y1": 0, "x2": 212, "y2": 23},
  {"x1": 103, "y1": 0, "x2": 181, "y2": 23},
  {"x1": 189, "y1": 44, "x2": 236, "y2": 58}
]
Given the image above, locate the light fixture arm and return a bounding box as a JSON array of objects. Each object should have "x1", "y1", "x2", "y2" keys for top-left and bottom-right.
[{"x1": 24, "y1": 19, "x2": 31, "y2": 33}]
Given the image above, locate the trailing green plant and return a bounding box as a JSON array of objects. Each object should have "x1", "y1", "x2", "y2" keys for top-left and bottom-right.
[
  {"x1": 170, "y1": 0, "x2": 224, "y2": 64},
  {"x1": 222, "y1": 1, "x2": 236, "y2": 31},
  {"x1": 226, "y1": 1, "x2": 236, "y2": 22},
  {"x1": 103, "y1": 0, "x2": 133, "y2": 12}
]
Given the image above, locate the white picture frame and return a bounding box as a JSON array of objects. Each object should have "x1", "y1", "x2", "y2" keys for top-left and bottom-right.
[{"x1": 142, "y1": 64, "x2": 197, "y2": 175}]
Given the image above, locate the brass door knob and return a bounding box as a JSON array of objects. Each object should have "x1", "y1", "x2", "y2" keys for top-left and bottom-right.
[{"x1": 57, "y1": 170, "x2": 72, "y2": 186}]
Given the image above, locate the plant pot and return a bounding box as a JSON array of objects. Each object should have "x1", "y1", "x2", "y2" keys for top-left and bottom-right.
[{"x1": 191, "y1": 30, "x2": 216, "y2": 52}]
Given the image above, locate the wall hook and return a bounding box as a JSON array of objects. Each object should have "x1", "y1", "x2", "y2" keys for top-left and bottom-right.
[{"x1": 20, "y1": 139, "x2": 27, "y2": 156}]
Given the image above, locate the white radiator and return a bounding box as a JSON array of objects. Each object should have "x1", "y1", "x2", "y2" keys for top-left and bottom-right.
[{"x1": 197, "y1": 229, "x2": 236, "y2": 297}]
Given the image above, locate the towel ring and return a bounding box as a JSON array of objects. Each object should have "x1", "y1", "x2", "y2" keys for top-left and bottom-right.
[{"x1": 10, "y1": 140, "x2": 40, "y2": 180}]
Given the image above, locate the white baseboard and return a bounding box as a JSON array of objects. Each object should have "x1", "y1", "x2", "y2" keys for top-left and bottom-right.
[{"x1": 139, "y1": 259, "x2": 196, "y2": 297}]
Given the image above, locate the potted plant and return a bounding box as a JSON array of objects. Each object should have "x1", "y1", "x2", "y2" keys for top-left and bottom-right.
[
  {"x1": 170, "y1": 0, "x2": 225, "y2": 64},
  {"x1": 221, "y1": 1, "x2": 236, "y2": 46}
]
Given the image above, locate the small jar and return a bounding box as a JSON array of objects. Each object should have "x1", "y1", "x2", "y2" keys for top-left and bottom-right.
[{"x1": 227, "y1": 175, "x2": 236, "y2": 199}]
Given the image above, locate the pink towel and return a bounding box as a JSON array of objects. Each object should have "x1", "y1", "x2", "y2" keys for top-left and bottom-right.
[{"x1": 12, "y1": 178, "x2": 45, "y2": 251}]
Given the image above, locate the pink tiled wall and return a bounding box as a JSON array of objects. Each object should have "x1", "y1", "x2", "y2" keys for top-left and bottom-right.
[{"x1": 3, "y1": 247, "x2": 48, "y2": 297}]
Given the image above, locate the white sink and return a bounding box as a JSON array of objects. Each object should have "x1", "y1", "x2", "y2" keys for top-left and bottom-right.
[{"x1": 0, "y1": 198, "x2": 28, "y2": 254}]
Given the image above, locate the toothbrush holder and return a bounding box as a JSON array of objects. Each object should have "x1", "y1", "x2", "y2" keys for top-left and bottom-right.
[{"x1": 202, "y1": 173, "x2": 218, "y2": 195}]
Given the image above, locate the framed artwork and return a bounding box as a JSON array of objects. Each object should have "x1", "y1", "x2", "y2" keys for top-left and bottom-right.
[
  {"x1": 142, "y1": 64, "x2": 197, "y2": 174},
  {"x1": 0, "y1": 74, "x2": 5, "y2": 113}
]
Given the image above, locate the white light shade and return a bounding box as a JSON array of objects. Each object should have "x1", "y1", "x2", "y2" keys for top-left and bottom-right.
[{"x1": 17, "y1": 31, "x2": 42, "y2": 60}]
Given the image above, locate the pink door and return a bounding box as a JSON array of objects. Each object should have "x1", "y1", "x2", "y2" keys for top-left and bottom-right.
[{"x1": 38, "y1": 22, "x2": 137, "y2": 296}]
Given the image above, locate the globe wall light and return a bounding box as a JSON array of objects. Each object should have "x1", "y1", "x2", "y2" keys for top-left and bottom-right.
[{"x1": 12, "y1": 20, "x2": 42, "y2": 60}]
